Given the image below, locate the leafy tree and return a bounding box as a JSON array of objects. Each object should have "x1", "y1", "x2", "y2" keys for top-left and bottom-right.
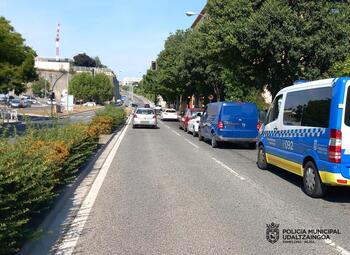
[
  {"x1": 94, "y1": 56, "x2": 107, "y2": 68},
  {"x1": 69, "y1": 72, "x2": 113, "y2": 103},
  {"x1": 73, "y1": 53, "x2": 96, "y2": 67},
  {"x1": 0, "y1": 17, "x2": 37, "y2": 94},
  {"x1": 31, "y1": 77, "x2": 50, "y2": 98},
  {"x1": 94, "y1": 73, "x2": 113, "y2": 102}
]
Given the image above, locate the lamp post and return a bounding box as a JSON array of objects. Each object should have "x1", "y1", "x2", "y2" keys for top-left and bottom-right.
[{"x1": 185, "y1": 11, "x2": 206, "y2": 17}]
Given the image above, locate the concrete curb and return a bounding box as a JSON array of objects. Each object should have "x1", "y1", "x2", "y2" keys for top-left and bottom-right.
[{"x1": 19, "y1": 118, "x2": 130, "y2": 255}]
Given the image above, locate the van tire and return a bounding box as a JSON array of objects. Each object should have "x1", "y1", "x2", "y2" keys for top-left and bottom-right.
[
  {"x1": 257, "y1": 144, "x2": 268, "y2": 170},
  {"x1": 193, "y1": 130, "x2": 197, "y2": 137},
  {"x1": 198, "y1": 130, "x2": 203, "y2": 141},
  {"x1": 211, "y1": 136, "x2": 220, "y2": 148},
  {"x1": 303, "y1": 161, "x2": 327, "y2": 198}
]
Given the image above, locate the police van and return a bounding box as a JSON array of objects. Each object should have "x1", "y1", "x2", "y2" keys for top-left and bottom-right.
[{"x1": 257, "y1": 78, "x2": 350, "y2": 197}]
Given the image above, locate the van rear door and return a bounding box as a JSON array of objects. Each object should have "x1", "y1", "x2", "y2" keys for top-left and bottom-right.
[
  {"x1": 220, "y1": 103, "x2": 258, "y2": 139},
  {"x1": 341, "y1": 82, "x2": 350, "y2": 178}
]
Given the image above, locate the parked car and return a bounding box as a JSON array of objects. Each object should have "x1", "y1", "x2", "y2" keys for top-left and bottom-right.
[
  {"x1": 257, "y1": 78, "x2": 350, "y2": 198},
  {"x1": 46, "y1": 99, "x2": 57, "y2": 105},
  {"x1": 83, "y1": 102, "x2": 96, "y2": 107},
  {"x1": 9, "y1": 99, "x2": 21, "y2": 108},
  {"x1": 144, "y1": 103, "x2": 151, "y2": 108},
  {"x1": 160, "y1": 108, "x2": 178, "y2": 121},
  {"x1": 132, "y1": 108, "x2": 157, "y2": 128},
  {"x1": 131, "y1": 103, "x2": 138, "y2": 108},
  {"x1": 198, "y1": 102, "x2": 259, "y2": 148},
  {"x1": 9, "y1": 98, "x2": 30, "y2": 108},
  {"x1": 179, "y1": 108, "x2": 204, "y2": 131},
  {"x1": 187, "y1": 112, "x2": 202, "y2": 137}
]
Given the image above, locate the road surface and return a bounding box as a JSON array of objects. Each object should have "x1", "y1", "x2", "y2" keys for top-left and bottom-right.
[{"x1": 61, "y1": 118, "x2": 350, "y2": 255}]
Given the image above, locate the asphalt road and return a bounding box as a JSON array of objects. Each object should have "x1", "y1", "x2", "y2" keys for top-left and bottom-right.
[{"x1": 69, "y1": 118, "x2": 350, "y2": 255}]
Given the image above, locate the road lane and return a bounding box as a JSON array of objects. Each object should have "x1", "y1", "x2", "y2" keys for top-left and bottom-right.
[{"x1": 69, "y1": 117, "x2": 350, "y2": 255}]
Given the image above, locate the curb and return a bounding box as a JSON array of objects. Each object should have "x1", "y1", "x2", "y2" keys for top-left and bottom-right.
[{"x1": 19, "y1": 118, "x2": 130, "y2": 255}]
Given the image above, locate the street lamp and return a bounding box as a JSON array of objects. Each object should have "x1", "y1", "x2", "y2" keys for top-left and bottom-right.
[{"x1": 185, "y1": 11, "x2": 205, "y2": 17}]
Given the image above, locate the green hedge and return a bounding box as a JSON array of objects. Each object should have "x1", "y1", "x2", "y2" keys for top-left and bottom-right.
[{"x1": 0, "y1": 106, "x2": 126, "y2": 254}]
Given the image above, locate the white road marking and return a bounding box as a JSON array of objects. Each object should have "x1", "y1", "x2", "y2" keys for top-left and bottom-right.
[
  {"x1": 55, "y1": 117, "x2": 131, "y2": 255},
  {"x1": 172, "y1": 130, "x2": 181, "y2": 136},
  {"x1": 324, "y1": 239, "x2": 350, "y2": 255},
  {"x1": 211, "y1": 157, "x2": 245, "y2": 181},
  {"x1": 184, "y1": 138, "x2": 199, "y2": 149}
]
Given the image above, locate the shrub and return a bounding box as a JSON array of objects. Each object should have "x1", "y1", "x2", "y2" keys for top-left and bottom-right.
[
  {"x1": 95, "y1": 105, "x2": 126, "y2": 129},
  {"x1": 89, "y1": 116, "x2": 113, "y2": 135},
  {"x1": 0, "y1": 107, "x2": 126, "y2": 254}
]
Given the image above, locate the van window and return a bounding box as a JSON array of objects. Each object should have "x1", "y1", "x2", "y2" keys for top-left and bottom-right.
[
  {"x1": 283, "y1": 87, "x2": 331, "y2": 128},
  {"x1": 266, "y1": 94, "x2": 283, "y2": 124},
  {"x1": 345, "y1": 86, "x2": 350, "y2": 126},
  {"x1": 221, "y1": 104, "x2": 257, "y2": 120}
]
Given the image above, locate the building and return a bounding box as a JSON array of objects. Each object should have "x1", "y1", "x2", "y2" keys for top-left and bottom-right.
[
  {"x1": 34, "y1": 57, "x2": 120, "y2": 102},
  {"x1": 120, "y1": 77, "x2": 142, "y2": 86}
]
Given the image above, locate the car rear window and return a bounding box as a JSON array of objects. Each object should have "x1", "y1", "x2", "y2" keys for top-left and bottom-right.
[
  {"x1": 345, "y1": 86, "x2": 350, "y2": 126},
  {"x1": 221, "y1": 104, "x2": 257, "y2": 120},
  {"x1": 191, "y1": 111, "x2": 202, "y2": 117},
  {"x1": 136, "y1": 109, "x2": 154, "y2": 115},
  {"x1": 166, "y1": 110, "x2": 176, "y2": 113}
]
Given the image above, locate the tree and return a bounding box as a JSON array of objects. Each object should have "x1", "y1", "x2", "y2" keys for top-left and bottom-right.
[
  {"x1": 204, "y1": 0, "x2": 350, "y2": 96},
  {"x1": 73, "y1": 53, "x2": 96, "y2": 67},
  {"x1": 0, "y1": 17, "x2": 37, "y2": 94},
  {"x1": 94, "y1": 56, "x2": 107, "y2": 68},
  {"x1": 31, "y1": 77, "x2": 50, "y2": 98},
  {"x1": 69, "y1": 72, "x2": 113, "y2": 103}
]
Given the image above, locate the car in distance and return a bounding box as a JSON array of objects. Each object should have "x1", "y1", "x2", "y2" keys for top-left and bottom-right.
[
  {"x1": 132, "y1": 108, "x2": 157, "y2": 128},
  {"x1": 46, "y1": 99, "x2": 57, "y2": 105},
  {"x1": 179, "y1": 108, "x2": 204, "y2": 131},
  {"x1": 257, "y1": 78, "x2": 350, "y2": 198},
  {"x1": 161, "y1": 109, "x2": 178, "y2": 121},
  {"x1": 198, "y1": 102, "x2": 259, "y2": 149},
  {"x1": 83, "y1": 102, "x2": 96, "y2": 107},
  {"x1": 187, "y1": 112, "x2": 202, "y2": 137},
  {"x1": 9, "y1": 98, "x2": 31, "y2": 108},
  {"x1": 144, "y1": 103, "x2": 151, "y2": 108},
  {"x1": 9, "y1": 99, "x2": 21, "y2": 108}
]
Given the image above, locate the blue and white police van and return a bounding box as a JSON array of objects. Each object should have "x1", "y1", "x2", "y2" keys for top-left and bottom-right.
[{"x1": 257, "y1": 78, "x2": 350, "y2": 197}]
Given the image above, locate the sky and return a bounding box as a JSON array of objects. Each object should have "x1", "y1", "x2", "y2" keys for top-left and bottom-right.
[{"x1": 0, "y1": 0, "x2": 207, "y2": 79}]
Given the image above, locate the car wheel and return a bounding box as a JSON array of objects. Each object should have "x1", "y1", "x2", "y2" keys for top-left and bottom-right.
[
  {"x1": 257, "y1": 144, "x2": 268, "y2": 170},
  {"x1": 193, "y1": 130, "x2": 197, "y2": 137},
  {"x1": 211, "y1": 136, "x2": 219, "y2": 148},
  {"x1": 184, "y1": 126, "x2": 187, "y2": 132},
  {"x1": 132, "y1": 125, "x2": 136, "y2": 129},
  {"x1": 303, "y1": 161, "x2": 326, "y2": 198},
  {"x1": 198, "y1": 130, "x2": 203, "y2": 141},
  {"x1": 179, "y1": 125, "x2": 182, "y2": 130}
]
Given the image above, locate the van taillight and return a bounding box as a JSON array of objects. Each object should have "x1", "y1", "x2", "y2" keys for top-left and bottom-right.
[
  {"x1": 133, "y1": 114, "x2": 138, "y2": 118},
  {"x1": 328, "y1": 129, "x2": 342, "y2": 163},
  {"x1": 217, "y1": 121, "x2": 224, "y2": 129},
  {"x1": 256, "y1": 122, "x2": 262, "y2": 131},
  {"x1": 153, "y1": 115, "x2": 156, "y2": 119}
]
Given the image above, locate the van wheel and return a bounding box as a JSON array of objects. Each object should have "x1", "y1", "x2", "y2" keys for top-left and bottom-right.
[
  {"x1": 211, "y1": 136, "x2": 219, "y2": 148},
  {"x1": 198, "y1": 130, "x2": 203, "y2": 141},
  {"x1": 257, "y1": 144, "x2": 268, "y2": 170},
  {"x1": 193, "y1": 130, "x2": 197, "y2": 137},
  {"x1": 303, "y1": 161, "x2": 327, "y2": 198}
]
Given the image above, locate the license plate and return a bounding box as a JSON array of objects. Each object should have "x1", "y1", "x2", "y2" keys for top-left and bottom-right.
[{"x1": 141, "y1": 121, "x2": 149, "y2": 124}]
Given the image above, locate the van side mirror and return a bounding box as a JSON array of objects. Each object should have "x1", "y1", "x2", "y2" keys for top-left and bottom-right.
[{"x1": 197, "y1": 112, "x2": 202, "y2": 117}]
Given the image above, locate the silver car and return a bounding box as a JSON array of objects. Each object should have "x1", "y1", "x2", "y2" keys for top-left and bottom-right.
[{"x1": 132, "y1": 108, "x2": 157, "y2": 128}]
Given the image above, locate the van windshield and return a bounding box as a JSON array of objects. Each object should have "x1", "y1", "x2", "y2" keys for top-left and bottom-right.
[
  {"x1": 345, "y1": 87, "x2": 350, "y2": 126},
  {"x1": 221, "y1": 104, "x2": 257, "y2": 120}
]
